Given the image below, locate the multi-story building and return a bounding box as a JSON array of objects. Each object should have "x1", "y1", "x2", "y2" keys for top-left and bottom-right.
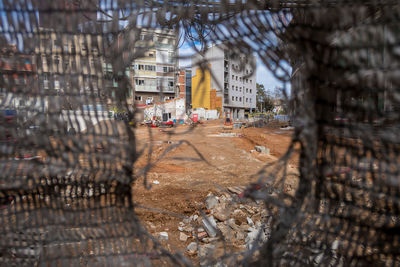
[
  {"x1": 34, "y1": 26, "x2": 108, "y2": 110},
  {"x1": 131, "y1": 28, "x2": 178, "y2": 106},
  {"x1": 0, "y1": 44, "x2": 46, "y2": 114},
  {"x1": 191, "y1": 44, "x2": 256, "y2": 119}
]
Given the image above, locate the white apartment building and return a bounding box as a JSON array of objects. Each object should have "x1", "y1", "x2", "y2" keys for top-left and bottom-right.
[
  {"x1": 131, "y1": 28, "x2": 178, "y2": 106},
  {"x1": 192, "y1": 44, "x2": 256, "y2": 119}
]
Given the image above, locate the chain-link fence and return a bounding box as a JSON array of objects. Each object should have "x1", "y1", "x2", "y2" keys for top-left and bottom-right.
[{"x1": 0, "y1": 0, "x2": 399, "y2": 266}]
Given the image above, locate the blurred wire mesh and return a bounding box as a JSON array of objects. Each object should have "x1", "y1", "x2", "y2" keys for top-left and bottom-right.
[{"x1": 0, "y1": 0, "x2": 399, "y2": 266}]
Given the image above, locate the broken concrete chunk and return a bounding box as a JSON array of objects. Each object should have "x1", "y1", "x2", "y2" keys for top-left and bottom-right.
[
  {"x1": 247, "y1": 217, "x2": 254, "y2": 227},
  {"x1": 202, "y1": 216, "x2": 217, "y2": 237},
  {"x1": 235, "y1": 230, "x2": 246, "y2": 241},
  {"x1": 254, "y1": 145, "x2": 270, "y2": 155},
  {"x1": 205, "y1": 195, "x2": 219, "y2": 210},
  {"x1": 213, "y1": 204, "x2": 229, "y2": 222},
  {"x1": 180, "y1": 232, "x2": 188, "y2": 242},
  {"x1": 198, "y1": 244, "x2": 216, "y2": 258},
  {"x1": 186, "y1": 242, "x2": 198, "y2": 253},
  {"x1": 159, "y1": 232, "x2": 168, "y2": 240}
]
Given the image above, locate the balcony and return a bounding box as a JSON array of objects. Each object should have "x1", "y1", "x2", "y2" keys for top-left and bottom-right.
[{"x1": 135, "y1": 85, "x2": 158, "y2": 92}]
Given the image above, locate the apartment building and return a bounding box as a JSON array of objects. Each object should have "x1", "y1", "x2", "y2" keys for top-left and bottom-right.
[
  {"x1": 192, "y1": 44, "x2": 256, "y2": 119},
  {"x1": 0, "y1": 44, "x2": 47, "y2": 115},
  {"x1": 131, "y1": 28, "x2": 178, "y2": 106},
  {"x1": 34, "y1": 26, "x2": 108, "y2": 110}
]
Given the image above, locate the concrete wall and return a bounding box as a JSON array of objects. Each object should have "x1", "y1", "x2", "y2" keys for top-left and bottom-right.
[
  {"x1": 143, "y1": 97, "x2": 186, "y2": 121},
  {"x1": 192, "y1": 108, "x2": 219, "y2": 120}
]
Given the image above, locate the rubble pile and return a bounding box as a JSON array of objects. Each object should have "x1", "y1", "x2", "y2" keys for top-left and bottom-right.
[{"x1": 178, "y1": 188, "x2": 275, "y2": 261}]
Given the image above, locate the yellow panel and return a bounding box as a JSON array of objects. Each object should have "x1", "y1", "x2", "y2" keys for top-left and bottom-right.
[{"x1": 191, "y1": 66, "x2": 211, "y2": 109}]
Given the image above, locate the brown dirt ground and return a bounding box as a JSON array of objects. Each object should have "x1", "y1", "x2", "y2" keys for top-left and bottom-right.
[{"x1": 132, "y1": 120, "x2": 298, "y2": 256}]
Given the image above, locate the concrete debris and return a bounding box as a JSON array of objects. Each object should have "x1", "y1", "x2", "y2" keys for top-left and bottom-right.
[
  {"x1": 152, "y1": 180, "x2": 160, "y2": 185},
  {"x1": 254, "y1": 145, "x2": 270, "y2": 155},
  {"x1": 177, "y1": 190, "x2": 273, "y2": 258},
  {"x1": 247, "y1": 217, "x2": 254, "y2": 227},
  {"x1": 186, "y1": 242, "x2": 198, "y2": 253},
  {"x1": 227, "y1": 186, "x2": 245, "y2": 195},
  {"x1": 205, "y1": 194, "x2": 219, "y2": 210},
  {"x1": 179, "y1": 232, "x2": 188, "y2": 242},
  {"x1": 159, "y1": 232, "x2": 168, "y2": 240},
  {"x1": 213, "y1": 204, "x2": 229, "y2": 222},
  {"x1": 202, "y1": 216, "x2": 218, "y2": 237},
  {"x1": 198, "y1": 243, "x2": 216, "y2": 258}
]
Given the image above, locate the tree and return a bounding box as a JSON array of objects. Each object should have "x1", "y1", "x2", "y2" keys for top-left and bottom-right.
[{"x1": 256, "y1": 83, "x2": 274, "y2": 112}]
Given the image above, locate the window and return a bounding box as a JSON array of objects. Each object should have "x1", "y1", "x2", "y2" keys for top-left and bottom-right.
[
  {"x1": 163, "y1": 66, "x2": 168, "y2": 73},
  {"x1": 236, "y1": 97, "x2": 238, "y2": 101},
  {"x1": 246, "y1": 70, "x2": 249, "y2": 74},
  {"x1": 138, "y1": 64, "x2": 144, "y2": 70},
  {"x1": 53, "y1": 39, "x2": 61, "y2": 48},
  {"x1": 239, "y1": 77, "x2": 242, "y2": 82},
  {"x1": 246, "y1": 79, "x2": 248, "y2": 83},
  {"x1": 148, "y1": 53, "x2": 154, "y2": 57},
  {"x1": 140, "y1": 35, "x2": 145, "y2": 40},
  {"x1": 146, "y1": 97, "x2": 153, "y2": 104},
  {"x1": 168, "y1": 81, "x2": 174, "y2": 87},
  {"x1": 250, "y1": 79, "x2": 252, "y2": 83},
  {"x1": 232, "y1": 96, "x2": 234, "y2": 101},
  {"x1": 145, "y1": 65, "x2": 155, "y2": 71},
  {"x1": 135, "y1": 95, "x2": 142, "y2": 101},
  {"x1": 240, "y1": 87, "x2": 242, "y2": 92},
  {"x1": 232, "y1": 75, "x2": 234, "y2": 79},
  {"x1": 19, "y1": 100, "x2": 25, "y2": 106},
  {"x1": 236, "y1": 86, "x2": 238, "y2": 91},
  {"x1": 168, "y1": 66, "x2": 174, "y2": 72},
  {"x1": 246, "y1": 98, "x2": 248, "y2": 102},
  {"x1": 236, "y1": 76, "x2": 238, "y2": 81},
  {"x1": 71, "y1": 45, "x2": 76, "y2": 54},
  {"x1": 250, "y1": 89, "x2": 252, "y2": 93},
  {"x1": 250, "y1": 98, "x2": 252, "y2": 103},
  {"x1": 135, "y1": 79, "x2": 144, "y2": 85},
  {"x1": 81, "y1": 43, "x2": 87, "y2": 53},
  {"x1": 232, "y1": 85, "x2": 234, "y2": 90},
  {"x1": 54, "y1": 56, "x2": 60, "y2": 65},
  {"x1": 246, "y1": 88, "x2": 248, "y2": 93}
]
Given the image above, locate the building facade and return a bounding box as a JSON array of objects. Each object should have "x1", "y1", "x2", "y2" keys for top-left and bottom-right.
[
  {"x1": 131, "y1": 28, "x2": 178, "y2": 106},
  {"x1": 185, "y1": 68, "x2": 192, "y2": 110},
  {"x1": 191, "y1": 44, "x2": 256, "y2": 119}
]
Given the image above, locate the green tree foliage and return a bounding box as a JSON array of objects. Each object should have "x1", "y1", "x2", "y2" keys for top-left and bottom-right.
[{"x1": 256, "y1": 83, "x2": 275, "y2": 112}]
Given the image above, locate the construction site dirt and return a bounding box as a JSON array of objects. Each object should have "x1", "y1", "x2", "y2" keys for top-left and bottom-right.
[{"x1": 133, "y1": 120, "x2": 298, "y2": 258}]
